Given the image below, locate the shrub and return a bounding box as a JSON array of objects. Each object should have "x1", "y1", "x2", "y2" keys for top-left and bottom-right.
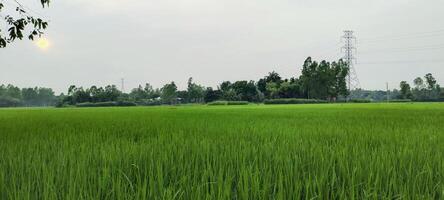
[
  {"x1": 207, "y1": 101, "x2": 228, "y2": 106},
  {"x1": 227, "y1": 101, "x2": 249, "y2": 105},
  {"x1": 264, "y1": 98, "x2": 327, "y2": 105},
  {"x1": 76, "y1": 102, "x2": 115, "y2": 107},
  {"x1": 136, "y1": 99, "x2": 162, "y2": 106},
  {"x1": 207, "y1": 101, "x2": 249, "y2": 106},
  {"x1": 116, "y1": 101, "x2": 137, "y2": 107},
  {"x1": 76, "y1": 101, "x2": 136, "y2": 107},
  {"x1": 55, "y1": 101, "x2": 72, "y2": 108},
  {"x1": 349, "y1": 99, "x2": 371, "y2": 103},
  {"x1": 388, "y1": 99, "x2": 413, "y2": 103}
]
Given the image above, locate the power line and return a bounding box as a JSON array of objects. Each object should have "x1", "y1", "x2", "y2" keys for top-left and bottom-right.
[
  {"x1": 360, "y1": 28, "x2": 444, "y2": 42},
  {"x1": 359, "y1": 59, "x2": 444, "y2": 65},
  {"x1": 359, "y1": 44, "x2": 444, "y2": 54}
]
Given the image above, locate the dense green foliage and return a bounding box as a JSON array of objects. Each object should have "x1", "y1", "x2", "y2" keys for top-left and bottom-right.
[
  {"x1": 0, "y1": 104, "x2": 443, "y2": 199},
  {"x1": 1, "y1": 64, "x2": 441, "y2": 108},
  {"x1": 398, "y1": 73, "x2": 442, "y2": 102},
  {"x1": 0, "y1": 84, "x2": 56, "y2": 107},
  {"x1": 348, "y1": 99, "x2": 372, "y2": 103},
  {"x1": 76, "y1": 101, "x2": 137, "y2": 107},
  {"x1": 264, "y1": 98, "x2": 327, "y2": 104},
  {"x1": 299, "y1": 58, "x2": 349, "y2": 100},
  {"x1": 59, "y1": 57, "x2": 350, "y2": 106},
  {"x1": 387, "y1": 99, "x2": 413, "y2": 103},
  {"x1": 207, "y1": 101, "x2": 249, "y2": 106}
]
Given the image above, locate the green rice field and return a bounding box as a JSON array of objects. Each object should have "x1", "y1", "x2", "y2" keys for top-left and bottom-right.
[{"x1": 1, "y1": 103, "x2": 444, "y2": 199}]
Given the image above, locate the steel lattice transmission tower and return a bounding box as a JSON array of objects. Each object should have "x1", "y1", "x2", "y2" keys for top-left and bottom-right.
[{"x1": 341, "y1": 30, "x2": 360, "y2": 91}]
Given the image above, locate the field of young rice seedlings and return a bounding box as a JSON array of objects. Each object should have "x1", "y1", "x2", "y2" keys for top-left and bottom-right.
[{"x1": 1, "y1": 103, "x2": 444, "y2": 199}]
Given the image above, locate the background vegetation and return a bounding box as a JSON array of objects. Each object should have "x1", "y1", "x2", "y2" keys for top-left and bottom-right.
[{"x1": 1, "y1": 57, "x2": 442, "y2": 107}]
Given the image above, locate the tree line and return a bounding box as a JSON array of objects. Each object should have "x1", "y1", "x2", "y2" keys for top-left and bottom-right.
[
  {"x1": 398, "y1": 73, "x2": 442, "y2": 101},
  {"x1": 349, "y1": 73, "x2": 443, "y2": 102},
  {"x1": 56, "y1": 57, "x2": 349, "y2": 106},
  {"x1": 1, "y1": 57, "x2": 443, "y2": 107}
]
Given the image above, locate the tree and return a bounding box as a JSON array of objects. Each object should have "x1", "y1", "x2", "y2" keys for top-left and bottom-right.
[
  {"x1": 412, "y1": 74, "x2": 440, "y2": 101},
  {"x1": 204, "y1": 87, "x2": 222, "y2": 103},
  {"x1": 266, "y1": 82, "x2": 279, "y2": 99},
  {"x1": 129, "y1": 85, "x2": 147, "y2": 101},
  {"x1": 72, "y1": 87, "x2": 91, "y2": 103},
  {"x1": 0, "y1": 84, "x2": 22, "y2": 107},
  {"x1": 219, "y1": 81, "x2": 231, "y2": 92},
  {"x1": 144, "y1": 83, "x2": 157, "y2": 98},
  {"x1": 424, "y1": 73, "x2": 440, "y2": 100},
  {"x1": 413, "y1": 77, "x2": 425, "y2": 89},
  {"x1": 265, "y1": 71, "x2": 282, "y2": 84},
  {"x1": 36, "y1": 87, "x2": 55, "y2": 106},
  {"x1": 5, "y1": 84, "x2": 22, "y2": 99},
  {"x1": 21, "y1": 87, "x2": 54, "y2": 106},
  {"x1": 130, "y1": 83, "x2": 160, "y2": 100},
  {"x1": 187, "y1": 77, "x2": 205, "y2": 103},
  {"x1": 259, "y1": 71, "x2": 284, "y2": 98},
  {"x1": 0, "y1": 0, "x2": 50, "y2": 48},
  {"x1": 21, "y1": 87, "x2": 38, "y2": 105},
  {"x1": 412, "y1": 77, "x2": 425, "y2": 100},
  {"x1": 0, "y1": 85, "x2": 6, "y2": 96},
  {"x1": 0, "y1": 96, "x2": 21, "y2": 107},
  {"x1": 440, "y1": 88, "x2": 444, "y2": 100},
  {"x1": 103, "y1": 85, "x2": 121, "y2": 102},
  {"x1": 161, "y1": 82, "x2": 178, "y2": 104},
  {"x1": 222, "y1": 89, "x2": 240, "y2": 101},
  {"x1": 278, "y1": 80, "x2": 302, "y2": 98},
  {"x1": 230, "y1": 80, "x2": 263, "y2": 102},
  {"x1": 257, "y1": 78, "x2": 267, "y2": 93},
  {"x1": 399, "y1": 81, "x2": 412, "y2": 99},
  {"x1": 219, "y1": 81, "x2": 240, "y2": 101},
  {"x1": 424, "y1": 73, "x2": 437, "y2": 90},
  {"x1": 176, "y1": 90, "x2": 188, "y2": 103},
  {"x1": 329, "y1": 59, "x2": 349, "y2": 100},
  {"x1": 299, "y1": 57, "x2": 349, "y2": 100},
  {"x1": 89, "y1": 86, "x2": 104, "y2": 102},
  {"x1": 300, "y1": 57, "x2": 317, "y2": 99}
]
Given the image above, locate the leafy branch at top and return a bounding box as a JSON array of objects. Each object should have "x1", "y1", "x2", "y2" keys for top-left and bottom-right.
[{"x1": 0, "y1": 0, "x2": 50, "y2": 48}]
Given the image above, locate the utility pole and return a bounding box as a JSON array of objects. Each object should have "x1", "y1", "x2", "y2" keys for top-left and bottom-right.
[
  {"x1": 341, "y1": 30, "x2": 360, "y2": 98},
  {"x1": 121, "y1": 78, "x2": 125, "y2": 93},
  {"x1": 386, "y1": 82, "x2": 390, "y2": 102}
]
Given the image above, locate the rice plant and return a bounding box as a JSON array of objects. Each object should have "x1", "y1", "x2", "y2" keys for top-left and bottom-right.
[{"x1": 0, "y1": 103, "x2": 443, "y2": 199}]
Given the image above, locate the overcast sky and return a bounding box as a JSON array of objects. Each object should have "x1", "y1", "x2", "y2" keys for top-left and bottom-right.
[{"x1": 1, "y1": 0, "x2": 443, "y2": 93}]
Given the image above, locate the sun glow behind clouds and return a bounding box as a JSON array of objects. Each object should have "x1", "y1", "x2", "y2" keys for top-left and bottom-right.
[{"x1": 36, "y1": 38, "x2": 50, "y2": 50}]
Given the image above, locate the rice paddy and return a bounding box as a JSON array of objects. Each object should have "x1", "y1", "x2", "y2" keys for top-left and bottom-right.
[{"x1": 1, "y1": 103, "x2": 444, "y2": 199}]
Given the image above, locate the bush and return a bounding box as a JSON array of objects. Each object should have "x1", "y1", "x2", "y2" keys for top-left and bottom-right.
[
  {"x1": 388, "y1": 99, "x2": 413, "y2": 103},
  {"x1": 136, "y1": 99, "x2": 162, "y2": 106},
  {"x1": 76, "y1": 101, "x2": 137, "y2": 107},
  {"x1": 207, "y1": 101, "x2": 228, "y2": 106},
  {"x1": 207, "y1": 101, "x2": 249, "y2": 106},
  {"x1": 227, "y1": 101, "x2": 249, "y2": 105},
  {"x1": 76, "y1": 102, "x2": 115, "y2": 107},
  {"x1": 116, "y1": 101, "x2": 138, "y2": 106},
  {"x1": 349, "y1": 99, "x2": 371, "y2": 103},
  {"x1": 264, "y1": 98, "x2": 327, "y2": 105},
  {"x1": 55, "y1": 101, "x2": 71, "y2": 108}
]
